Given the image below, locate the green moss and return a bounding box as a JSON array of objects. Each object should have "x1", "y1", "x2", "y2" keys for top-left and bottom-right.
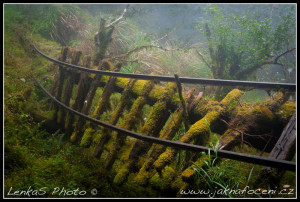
[
  {"x1": 181, "y1": 155, "x2": 208, "y2": 182},
  {"x1": 149, "y1": 166, "x2": 176, "y2": 190},
  {"x1": 219, "y1": 97, "x2": 281, "y2": 151},
  {"x1": 92, "y1": 97, "x2": 103, "y2": 117},
  {"x1": 140, "y1": 82, "x2": 176, "y2": 135},
  {"x1": 181, "y1": 167, "x2": 195, "y2": 182},
  {"x1": 119, "y1": 140, "x2": 135, "y2": 162},
  {"x1": 131, "y1": 80, "x2": 148, "y2": 95},
  {"x1": 253, "y1": 105, "x2": 274, "y2": 123},
  {"x1": 99, "y1": 75, "x2": 109, "y2": 83},
  {"x1": 115, "y1": 77, "x2": 130, "y2": 88},
  {"x1": 70, "y1": 131, "x2": 76, "y2": 143},
  {"x1": 220, "y1": 89, "x2": 244, "y2": 106},
  {"x1": 276, "y1": 101, "x2": 296, "y2": 124},
  {"x1": 113, "y1": 161, "x2": 131, "y2": 185},
  {"x1": 140, "y1": 80, "x2": 155, "y2": 96},
  {"x1": 92, "y1": 130, "x2": 104, "y2": 146},
  {"x1": 148, "y1": 85, "x2": 164, "y2": 100},
  {"x1": 159, "y1": 109, "x2": 184, "y2": 140},
  {"x1": 171, "y1": 92, "x2": 181, "y2": 106},
  {"x1": 280, "y1": 101, "x2": 296, "y2": 115},
  {"x1": 159, "y1": 82, "x2": 177, "y2": 101},
  {"x1": 153, "y1": 148, "x2": 176, "y2": 171},
  {"x1": 262, "y1": 91, "x2": 284, "y2": 111},
  {"x1": 141, "y1": 102, "x2": 167, "y2": 134},
  {"x1": 194, "y1": 89, "x2": 244, "y2": 119},
  {"x1": 134, "y1": 158, "x2": 154, "y2": 186},
  {"x1": 153, "y1": 89, "x2": 244, "y2": 173},
  {"x1": 80, "y1": 127, "x2": 95, "y2": 147},
  {"x1": 121, "y1": 97, "x2": 146, "y2": 130},
  {"x1": 194, "y1": 99, "x2": 219, "y2": 118},
  {"x1": 180, "y1": 110, "x2": 221, "y2": 144}
]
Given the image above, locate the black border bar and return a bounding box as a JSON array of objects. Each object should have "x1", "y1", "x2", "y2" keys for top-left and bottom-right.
[{"x1": 34, "y1": 46, "x2": 296, "y2": 90}]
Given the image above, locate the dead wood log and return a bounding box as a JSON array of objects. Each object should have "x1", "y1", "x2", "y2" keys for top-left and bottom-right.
[
  {"x1": 174, "y1": 74, "x2": 189, "y2": 131},
  {"x1": 50, "y1": 47, "x2": 70, "y2": 122},
  {"x1": 113, "y1": 82, "x2": 180, "y2": 185},
  {"x1": 256, "y1": 113, "x2": 296, "y2": 189},
  {"x1": 92, "y1": 78, "x2": 137, "y2": 156},
  {"x1": 65, "y1": 55, "x2": 92, "y2": 135},
  {"x1": 104, "y1": 79, "x2": 155, "y2": 170},
  {"x1": 153, "y1": 89, "x2": 244, "y2": 173},
  {"x1": 180, "y1": 96, "x2": 296, "y2": 184},
  {"x1": 70, "y1": 60, "x2": 112, "y2": 143},
  {"x1": 76, "y1": 62, "x2": 121, "y2": 145},
  {"x1": 59, "y1": 50, "x2": 82, "y2": 129},
  {"x1": 94, "y1": 19, "x2": 115, "y2": 66},
  {"x1": 134, "y1": 88, "x2": 195, "y2": 186},
  {"x1": 218, "y1": 91, "x2": 291, "y2": 151}
]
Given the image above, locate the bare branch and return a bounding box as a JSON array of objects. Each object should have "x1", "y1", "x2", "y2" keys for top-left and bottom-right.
[
  {"x1": 274, "y1": 47, "x2": 296, "y2": 64},
  {"x1": 174, "y1": 74, "x2": 189, "y2": 132},
  {"x1": 219, "y1": 118, "x2": 273, "y2": 139},
  {"x1": 195, "y1": 49, "x2": 212, "y2": 70},
  {"x1": 236, "y1": 47, "x2": 296, "y2": 79},
  {"x1": 152, "y1": 27, "x2": 177, "y2": 45},
  {"x1": 106, "y1": 4, "x2": 129, "y2": 29}
]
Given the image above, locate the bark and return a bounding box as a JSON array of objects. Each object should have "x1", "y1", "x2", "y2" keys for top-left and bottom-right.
[
  {"x1": 58, "y1": 50, "x2": 82, "y2": 130},
  {"x1": 153, "y1": 89, "x2": 244, "y2": 173},
  {"x1": 70, "y1": 60, "x2": 112, "y2": 143},
  {"x1": 113, "y1": 82, "x2": 177, "y2": 185},
  {"x1": 93, "y1": 19, "x2": 115, "y2": 66},
  {"x1": 93, "y1": 79, "x2": 136, "y2": 156},
  {"x1": 65, "y1": 55, "x2": 92, "y2": 135},
  {"x1": 104, "y1": 80, "x2": 155, "y2": 171},
  {"x1": 256, "y1": 113, "x2": 296, "y2": 189}
]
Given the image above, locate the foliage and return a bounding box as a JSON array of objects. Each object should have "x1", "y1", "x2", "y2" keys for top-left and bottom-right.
[
  {"x1": 191, "y1": 142, "x2": 257, "y2": 198},
  {"x1": 196, "y1": 4, "x2": 296, "y2": 81}
]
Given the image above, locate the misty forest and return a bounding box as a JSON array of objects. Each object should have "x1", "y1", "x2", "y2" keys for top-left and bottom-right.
[{"x1": 4, "y1": 4, "x2": 296, "y2": 198}]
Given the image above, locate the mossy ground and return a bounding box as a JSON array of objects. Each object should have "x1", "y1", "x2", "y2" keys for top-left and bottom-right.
[{"x1": 3, "y1": 7, "x2": 159, "y2": 198}]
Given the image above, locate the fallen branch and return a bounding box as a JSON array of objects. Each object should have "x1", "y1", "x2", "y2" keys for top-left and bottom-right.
[
  {"x1": 219, "y1": 118, "x2": 272, "y2": 140},
  {"x1": 219, "y1": 118, "x2": 273, "y2": 152},
  {"x1": 195, "y1": 49, "x2": 212, "y2": 70}
]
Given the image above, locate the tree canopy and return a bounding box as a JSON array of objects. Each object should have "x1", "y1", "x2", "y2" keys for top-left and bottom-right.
[{"x1": 196, "y1": 4, "x2": 296, "y2": 81}]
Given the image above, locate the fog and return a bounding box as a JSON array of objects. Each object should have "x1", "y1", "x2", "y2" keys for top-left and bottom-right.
[
  {"x1": 82, "y1": 4, "x2": 295, "y2": 45},
  {"x1": 7, "y1": 3, "x2": 296, "y2": 83}
]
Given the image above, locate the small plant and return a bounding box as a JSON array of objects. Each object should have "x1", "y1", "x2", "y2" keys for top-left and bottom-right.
[
  {"x1": 120, "y1": 64, "x2": 136, "y2": 73},
  {"x1": 191, "y1": 143, "x2": 241, "y2": 198},
  {"x1": 191, "y1": 119, "x2": 249, "y2": 198}
]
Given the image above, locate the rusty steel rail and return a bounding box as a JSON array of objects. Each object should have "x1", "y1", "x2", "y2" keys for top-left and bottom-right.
[
  {"x1": 33, "y1": 45, "x2": 296, "y2": 90},
  {"x1": 36, "y1": 80, "x2": 296, "y2": 172}
]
